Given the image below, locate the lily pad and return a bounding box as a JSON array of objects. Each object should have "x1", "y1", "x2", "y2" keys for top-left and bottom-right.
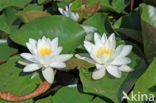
[
  {"x1": 140, "y1": 3, "x2": 156, "y2": 62},
  {"x1": 83, "y1": 13, "x2": 113, "y2": 34},
  {"x1": 0, "y1": 55, "x2": 42, "y2": 97},
  {"x1": 128, "y1": 58, "x2": 156, "y2": 103},
  {"x1": 0, "y1": 39, "x2": 17, "y2": 62},
  {"x1": 0, "y1": 8, "x2": 21, "y2": 34},
  {"x1": 113, "y1": 12, "x2": 142, "y2": 43},
  {"x1": 78, "y1": 52, "x2": 147, "y2": 103},
  {"x1": 10, "y1": 16, "x2": 86, "y2": 54},
  {"x1": 0, "y1": 0, "x2": 32, "y2": 11}
]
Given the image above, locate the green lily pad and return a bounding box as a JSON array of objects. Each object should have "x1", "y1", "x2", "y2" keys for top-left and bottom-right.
[
  {"x1": 0, "y1": 55, "x2": 42, "y2": 97},
  {"x1": 0, "y1": 8, "x2": 21, "y2": 34},
  {"x1": 128, "y1": 58, "x2": 156, "y2": 103},
  {"x1": 83, "y1": 13, "x2": 113, "y2": 34},
  {"x1": 0, "y1": 39, "x2": 17, "y2": 62},
  {"x1": 113, "y1": 12, "x2": 142, "y2": 43},
  {"x1": 140, "y1": 3, "x2": 156, "y2": 63},
  {"x1": 0, "y1": 0, "x2": 32, "y2": 11},
  {"x1": 78, "y1": 52, "x2": 147, "y2": 103},
  {"x1": 10, "y1": 16, "x2": 86, "y2": 54}
]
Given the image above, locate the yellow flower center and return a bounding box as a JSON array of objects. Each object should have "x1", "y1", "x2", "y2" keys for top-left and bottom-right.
[
  {"x1": 96, "y1": 48, "x2": 112, "y2": 58},
  {"x1": 39, "y1": 47, "x2": 51, "y2": 56}
]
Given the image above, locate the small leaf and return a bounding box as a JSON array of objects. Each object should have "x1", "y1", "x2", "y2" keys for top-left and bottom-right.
[
  {"x1": 17, "y1": 4, "x2": 51, "y2": 23},
  {"x1": 63, "y1": 59, "x2": 94, "y2": 70},
  {"x1": 17, "y1": 11, "x2": 51, "y2": 23},
  {"x1": 77, "y1": 1, "x2": 101, "y2": 21}
]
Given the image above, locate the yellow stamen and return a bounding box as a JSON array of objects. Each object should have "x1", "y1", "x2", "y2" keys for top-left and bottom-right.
[
  {"x1": 40, "y1": 47, "x2": 51, "y2": 56},
  {"x1": 96, "y1": 48, "x2": 112, "y2": 58}
]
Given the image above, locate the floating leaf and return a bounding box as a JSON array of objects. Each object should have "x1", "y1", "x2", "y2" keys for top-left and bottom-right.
[
  {"x1": 79, "y1": 52, "x2": 147, "y2": 103},
  {"x1": 128, "y1": 58, "x2": 156, "y2": 103},
  {"x1": 0, "y1": 0, "x2": 32, "y2": 11},
  {"x1": 83, "y1": 13, "x2": 113, "y2": 34},
  {"x1": 114, "y1": 12, "x2": 142, "y2": 43},
  {"x1": 17, "y1": 4, "x2": 51, "y2": 23},
  {"x1": 0, "y1": 55, "x2": 44, "y2": 102},
  {"x1": 0, "y1": 81, "x2": 50, "y2": 102},
  {"x1": 10, "y1": 16, "x2": 86, "y2": 54},
  {"x1": 0, "y1": 8, "x2": 21, "y2": 34},
  {"x1": 63, "y1": 59, "x2": 94, "y2": 70},
  {"x1": 140, "y1": 3, "x2": 156, "y2": 62},
  {"x1": 52, "y1": 86, "x2": 93, "y2": 103},
  {"x1": 76, "y1": 1, "x2": 101, "y2": 21},
  {"x1": 0, "y1": 39, "x2": 17, "y2": 62},
  {"x1": 100, "y1": 0, "x2": 130, "y2": 13}
]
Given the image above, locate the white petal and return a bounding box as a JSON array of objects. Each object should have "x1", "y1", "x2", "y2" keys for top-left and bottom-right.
[
  {"x1": 51, "y1": 46, "x2": 63, "y2": 56},
  {"x1": 51, "y1": 37, "x2": 58, "y2": 49},
  {"x1": 118, "y1": 65, "x2": 134, "y2": 72},
  {"x1": 92, "y1": 69, "x2": 106, "y2": 80},
  {"x1": 115, "y1": 45, "x2": 124, "y2": 56},
  {"x1": 26, "y1": 39, "x2": 37, "y2": 54},
  {"x1": 81, "y1": 25, "x2": 96, "y2": 34},
  {"x1": 50, "y1": 62, "x2": 66, "y2": 68},
  {"x1": 111, "y1": 57, "x2": 131, "y2": 65},
  {"x1": 75, "y1": 53, "x2": 95, "y2": 64},
  {"x1": 58, "y1": 8, "x2": 64, "y2": 15},
  {"x1": 101, "y1": 33, "x2": 107, "y2": 44},
  {"x1": 108, "y1": 33, "x2": 116, "y2": 48},
  {"x1": 42, "y1": 67, "x2": 54, "y2": 84},
  {"x1": 106, "y1": 65, "x2": 121, "y2": 78},
  {"x1": 23, "y1": 64, "x2": 41, "y2": 72},
  {"x1": 84, "y1": 41, "x2": 94, "y2": 53},
  {"x1": 94, "y1": 32, "x2": 101, "y2": 45},
  {"x1": 95, "y1": 64, "x2": 105, "y2": 69},
  {"x1": 20, "y1": 53, "x2": 37, "y2": 63},
  {"x1": 53, "y1": 54, "x2": 73, "y2": 62},
  {"x1": 116, "y1": 45, "x2": 133, "y2": 57}
]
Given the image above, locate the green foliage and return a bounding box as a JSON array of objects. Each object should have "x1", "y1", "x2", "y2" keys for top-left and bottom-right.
[
  {"x1": 79, "y1": 52, "x2": 147, "y2": 103},
  {"x1": 0, "y1": 55, "x2": 42, "y2": 96},
  {"x1": 0, "y1": 8, "x2": 21, "y2": 34},
  {"x1": 114, "y1": 12, "x2": 142, "y2": 43},
  {"x1": 0, "y1": 39, "x2": 17, "y2": 61},
  {"x1": 0, "y1": 0, "x2": 156, "y2": 102},
  {"x1": 83, "y1": 13, "x2": 113, "y2": 34},
  {"x1": 10, "y1": 16, "x2": 86, "y2": 53},
  {"x1": 128, "y1": 58, "x2": 156, "y2": 103},
  {"x1": 0, "y1": 0, "x2": 32, "y2": 11},
  {"x1": 140, "y1": 3, "x2": 156, "y2": 63}
]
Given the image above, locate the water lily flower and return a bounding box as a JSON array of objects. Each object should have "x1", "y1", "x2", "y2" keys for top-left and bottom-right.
[
  {"x1": 20, "y1": 36, "x2": 73, "y2": 84},
  {"x1": 76, "y1": 33, "x2": 133, "y2": 80},
  {"x1": 58, "y1": 3, "x2": 79, "y2": 21}
]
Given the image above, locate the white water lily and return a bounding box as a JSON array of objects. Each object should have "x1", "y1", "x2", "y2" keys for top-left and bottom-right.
[
  {"x1": 20, "y1": 36, "x2": 73, "y2": 84},
  {"x1": 76, "y1": 33, "x2": 133, "y2": 80},
  {"x1": 58, "y1": 3, "x2": 79, "y2": 21},
  {"x1": 81, "y1": 25, "x2": 97, "y2": 41}
]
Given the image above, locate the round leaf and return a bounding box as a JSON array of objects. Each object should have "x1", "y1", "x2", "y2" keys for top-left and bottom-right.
[{"x1": 10, "y1": 16, "x2": 86, "y2": 53}]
